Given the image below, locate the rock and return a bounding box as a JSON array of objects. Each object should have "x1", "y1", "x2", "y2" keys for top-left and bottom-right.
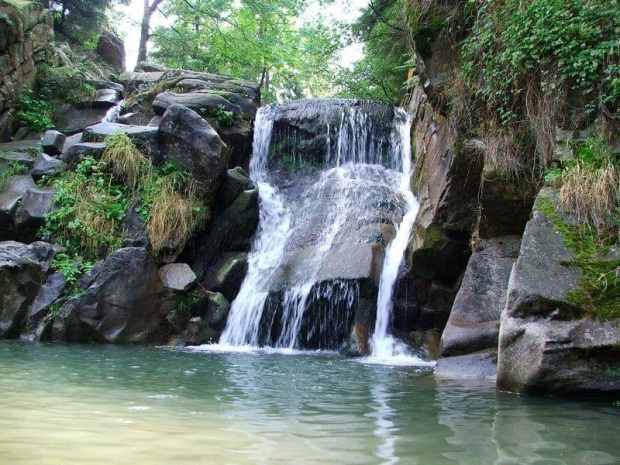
[
  {"x1": 344, "y1": 297, "x2": 375, "y2": 356},
  {"x1": 185, "y1": 316, "x2": 217, "y2": 345},
  {"x1": 82, "y1": 122, "x2": 158, "y2": 157},
  {"x1": 0, "y1": 241, "x2": 55, "y2": 338},
  {"x1": 0, "y1": 110, "x2": 16, "y2": 142},
  {"x1": 21, "y1": 272, "x2": 66, "y2": 339},
  {"x1": 187, "y1": 188, "x2": 259, "y2": 279},
  {"x1": 435, "y1": 351, "x2": 498, "y2": 379},
  {"x1": 96, "y1": 31, "x2": 125, "y2": 71},
  {"x1": 440, "y1": 237, "x2": 521, "y2": 357},
  {"x1": 62, "y1": 244, "x2": 176, "y2": 344},
  {"x1": 219, "y1": 167, "x2": 255, "y2": 207},
  {"x1": 116, "y1": 112, "x2": 151, "y2": 126},
  {"x1": 496, "y1": 189, "x2": 620, "y2": 395},
  {"x1": 53, "y1": 104, "x2": 110, "y2": 135},
  {"x1": 0, "y1": 140, "x2": 41, "y2": 156},
  {"x1": 90, "y1": 88, "x2": 120, "y2": 108},
  {"x1": 0, "y1": 152, "x2": 36, "y2": 171},
  {"x1": 31, "y1": 153, "x2": 62, "y2": 181},
  {"x1": 122, "y1": 197, "x2": 145, "y2": 237},
  {"x1": 118, "y1": 71, "x2": 164, "y2": 94},
  {"x1": 215, "y1": 118, "x2": 253, "y2": 169},
  {"x1": 61, "y1": 142, "x2": 106, "y2": 165},
  {"x1": 204, "y1": 292, "x2": 230, "y2": 332},
  {"x1": 152, "y1": 92, "x2": 244, "y2": 117},
  {"x1": 159, "y1": 263, "x2": 197, "y2": 293},
  {"x1": 157, "y1": 104, "x2": 229, "y2": 196},
  {"x1": 0, "y1": 175, "x2": 35, "y2": 240},
  {"x1": 61, "y1": 132, "x2": 82, "y2": 154},
  {"x1": 203, "y1": 252, "x2": 248, "y2": 301},
  {"x1": 134, "y1": 62, "x2": 168, "y2": 73},
  {"x1": 41, "y1": 130, "x2": 66, "y2": 155},
  {"x1": 14, "y1": 187, "x2": 55, "y2": 243}
]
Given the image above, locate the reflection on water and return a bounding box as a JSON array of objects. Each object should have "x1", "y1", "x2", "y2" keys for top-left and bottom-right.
[{"x1": 0, "y1": 341, "x2": 619, "y2": 464}]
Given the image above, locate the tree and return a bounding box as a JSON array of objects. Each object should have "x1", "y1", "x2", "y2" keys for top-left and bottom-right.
[
  {"x1": 49, "y1": 0, "x2": 129, "y2": 40},
  {"x1": 150, "y1": 0, "x2": 341, "y2": 101},
  {"x1": 137, "y1": 0, "x2": 166, "y2": 64}
]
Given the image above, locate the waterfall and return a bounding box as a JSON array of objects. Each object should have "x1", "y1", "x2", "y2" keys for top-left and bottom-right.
[{"x1": 218, "y1": 101, "x2": 424, "y2": 359}]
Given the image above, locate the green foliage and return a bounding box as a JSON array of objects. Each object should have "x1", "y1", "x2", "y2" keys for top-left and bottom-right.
[
  {"x1": 0, "y1": 161, "x2": 28, "y2": 189},
  {"x1": 462, "y1": 0, "x2": 620, "y2": 125},
  {"x1": 151, "y1": 0, "x2": 341, "y2": 102},
  {"x1": 16, "y1": 89, "x2": 54, "y2": 133},
  {"x1": 334, "y1": 0, "x2": 409, "y2": 103},
  {"x1": 199, "y1": 105, "x2": 239, "y2": 128},
  {"x1": 48, "y1": 0, "x2": 127, "y2": 41},
  {"x1": 51, "y1": 253, "x2": 93, "y2": 287}
]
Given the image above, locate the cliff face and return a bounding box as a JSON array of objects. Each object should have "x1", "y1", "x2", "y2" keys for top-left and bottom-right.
[
  {"x1": 0, "y1": 2, "x2": 53, "y2": 141},
  {"x1": 402, "y1": 0, "x2": 620, "y2": 395}
]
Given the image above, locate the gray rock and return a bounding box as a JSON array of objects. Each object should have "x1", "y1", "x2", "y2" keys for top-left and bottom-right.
[
  {"x1": 152, "y1": 92, "x2": 244, "y2": 117},
  {"x1": 0, "y1": 241, "x2": 55, "y2": 338},
  {"x1": 0, "y1": 175, "x2": 35, "y2": 240},
  {"x1": 203, "y1": 252, "x2": 248, "y2": 301},
  {"x1": 21, "y1": 272, "x2": 66, "y2": 340},
  {"x1": 14, "y1": 187, "x2": 55, "y2": 243},
  {"x1": 497, "y1": 189, "x2": 620, "y2": 395},
  {"x1": 159, "y1": 263, "x2": 197, "y2": 292},
  {"x1": 62, "y1": 244, "x2": 176, "y2": 344},
  {"x1": 435, "y1": 351, "x2": 498, "y2": 379},
  {"x1": 0, "y1": 110, "x2": 16, "y2": 142},
  {"x1": 185, "y1": 316, "x2": 217, "y2": 346},
  {"x1": 61, "y1": 142, "x2": 106, "y2": 165},
  {"x1": 116, "y1": 112, "x2": 151, "y2": 126},
  {"x1": 204, "y1": 292, "x2": 230, "y2": 332},
  {"x1": 96, "y1": 31, "x2": 125, "y2": 72},
  {"x1": 31, "y1": 153, "x2": 62, "y2": 181},
  {"x1": 122, "y1": 197, "x2": 146, "y2": 237},
  {"x1": 61, "y1": 132, "x2": 83, "y2": 155},
  {"x1": 90, "y1": 88, "x2": 120, "y2": 108},
  {"x1": 53, "y1": 104, "x2": 109, "y2": 135},
  {"x1": 440, "y1": 237, "x2": 521, "y2": 357},
  {"x1": 157, "y1": 104, "x2": 229, "y2": 196},
  {"x1": 0, "y1": 152, "x2": 36, "y2": 171},
  {"x1": 82, "y1": 122, "x2": 158, "y2": 157},
  {"x1": 219, "y1": 167, "x2": 255, "y2": 207},
  {"x1": 118, "y1": 71, "x2": 164, "y2": 94},
  {"x1": 0, "y1": 140, "x2": 41, "y2": 156},
  {"x1": 41, "y1": 130, "x2": 66, "y2": 155},
  {"x1": 134, "y1": 62, "x2": 168, "y2": 72}
]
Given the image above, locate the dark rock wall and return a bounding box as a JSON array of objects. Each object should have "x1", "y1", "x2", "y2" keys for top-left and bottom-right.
[{"x1": 0, "y1": 3, "x2": 53, "y2": 141}]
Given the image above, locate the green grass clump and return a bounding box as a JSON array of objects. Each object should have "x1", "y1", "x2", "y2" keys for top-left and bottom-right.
[{"x1": 0, "y1": 160, "x2": 28, "y2": 189}]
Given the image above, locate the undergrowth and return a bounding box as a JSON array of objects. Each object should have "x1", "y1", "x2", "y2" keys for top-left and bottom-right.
[
  {"x1": 0, "y1": 160, "x2": 28, "y2": 189},
  {"x1": 41, "y1": 133, "x2": 207, "y2": 286}
]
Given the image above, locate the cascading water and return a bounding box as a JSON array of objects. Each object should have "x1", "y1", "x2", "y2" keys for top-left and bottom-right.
[{"x1": 218, "y1": 100, "x2": 428, "y2": 363}]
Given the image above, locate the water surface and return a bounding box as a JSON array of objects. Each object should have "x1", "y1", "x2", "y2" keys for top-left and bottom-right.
[{"x1": 1, "y1": 342, "x2": 619, "y2": 464}]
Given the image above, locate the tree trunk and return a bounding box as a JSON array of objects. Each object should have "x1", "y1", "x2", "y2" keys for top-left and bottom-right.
[{"x1": 137, "y1": 0, "x2": 166, "y2": 65}]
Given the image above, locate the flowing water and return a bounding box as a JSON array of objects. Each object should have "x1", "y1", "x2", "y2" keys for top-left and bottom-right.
[
  {"x1": 220, "y1": 103, "x2": 421, "y2": 360},
  {"x1": 1, "y1": 341, "x2": 619, "y2": 464}
]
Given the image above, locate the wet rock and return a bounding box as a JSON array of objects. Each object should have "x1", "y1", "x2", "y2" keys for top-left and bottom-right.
[
  {"x1": 0, "y1": 241, "x2": 55, "y2": 338},
  {"x1": 203, "y1": 252, "x2": 248, "y2": 301},
  {"x1": 62, "y1": 243, "x2": 176, "y2": 344},
  {"x1": 0, "y1": 175, "x2": 35, "y2": 240},
  {"x1": 41, "y1": 130, "x2": 66, "y2": 155},
  {"x1": 21, "y1": 272, "x2": 66, "y2": 340},
  {"x1": 91, "y1": 88, "x2": 120, "y2": 108},
  {"x1": 118, "y1": 71, "x2": 165, "y2": 94},
  {"x1": 440, "y1": 237, "x2": 521, "y2": 357},
  {"x1": 497, "y1": 189, "x2": 620, "y2": 395},
  {"x1": 31, "y1": 153, "x2": 62, "y2": 181},
  {"x1": 435, "y1": 351, "x2": 498, "y2": 379},
  {"x1": 185, "y1": 316, "x2": 218, "y2": 345},
  {"x1": 219, "y1": 167, "x2": 255, "y2": 207},
  {"x1": 204, "y1": 291, "x2": 230, "y2": 332},
  {"x1": 116, "y1": 112, "x2": 151, "y2": 126},
  {"x1": 344, "y1": 297, "x2": 375, "y2": 356},
  {"x1": 159, "y1": 263, "x2": 197, "y2": 293},
  {"x1": 61, "y1": 142, "x2": 106, "y2": 165},
  {"x1": 158, "y1": 103, "x2": 229, "y2": 196},
  {"x1": 14, "y1": 187, "x2": 55, "y2": 243}
]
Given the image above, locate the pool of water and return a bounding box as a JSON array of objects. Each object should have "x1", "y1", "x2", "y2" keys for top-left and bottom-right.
[{"x1": 1, "y1": 341, "x2": 619, "y2": 464}]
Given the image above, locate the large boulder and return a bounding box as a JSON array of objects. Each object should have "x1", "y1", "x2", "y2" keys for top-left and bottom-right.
[
  {"x1": 61, "y1": 243, "x2": 176, "y2": 344},
  {"x1": 96, "y1": 31, "x2": 125, "y2": 72},
  {"x1": 435, "y1": 236, "x2": 520, "y2": 379},
  {"x1": 0, "y1": 241, "x2": 55, "y2": 338},
  {"x1": 31, "y1": 153, "x2": 62, "y2": 181},
  {"x1": 41, "y1": 130, "x2": 66, "y2": 155},
  {"x1": 152, "y1": 92, "x2": 244, "y2": 117},
  {"x1": 157, "y1": 104, "x2": 229, "y2": 197},
  {"x1": 82, "y1": 122, "x2": 158, "y2": 157},
  {"x1": 21, "y1": 272, "x2": 66, "y2": 341},
  {"x1": 496, "y1": 189, "x2": 620, "y2": 395},
  {"x1": 203, "y1": 252, "x2": 248, "y2": 301},
  {"x1": 14, "y1": 187, "x2": 55, "y2": 243},
  {"x1": 0, "y1": 175, "x2": 35, "y2": 240}
]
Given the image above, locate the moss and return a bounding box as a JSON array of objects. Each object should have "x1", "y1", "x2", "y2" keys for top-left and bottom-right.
[
  {"x1": 537, "y1": 195, "x2": 620, "y2": 319},
  {"x1": 424, "y1": 223, "x2": 443, "y2": 248}
]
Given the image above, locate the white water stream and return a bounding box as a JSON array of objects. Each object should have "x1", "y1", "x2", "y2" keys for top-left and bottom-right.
[{"x1": 218, "y1": 102, "x2": 428, "y2": 365}]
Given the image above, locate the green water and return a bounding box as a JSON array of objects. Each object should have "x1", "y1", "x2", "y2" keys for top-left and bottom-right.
[{"x1": 1, "y1": 342, "x2": 619, "y2": 464}]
